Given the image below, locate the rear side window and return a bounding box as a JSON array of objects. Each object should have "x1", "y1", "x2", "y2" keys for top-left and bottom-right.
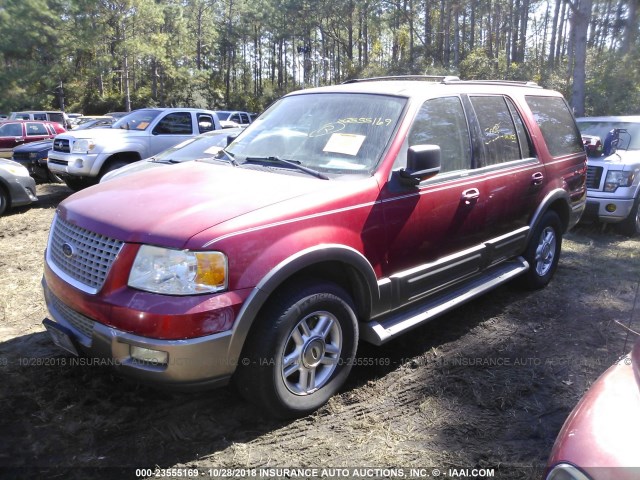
[
  {"x1": 470, "y1": 95, "x2": 527, "y2": 166},
  {"x1": 48, "y1": 113, "x2": 65, "y2": 124},
  {"x1": 26, "y1": 122, "x2": 48, "y2": 136},
  {"x1": 526, "y1": 96, "x2": 584, "y2": 157},
  {"x1": 153, "y1": 112, "x2": 193, "y2": 135},
  {"x1": 408, "y1": 96, "x2": 472, "y2": 173},
  {"x1": 0, "y1": 123, "x2": 23, "y2": 136}
]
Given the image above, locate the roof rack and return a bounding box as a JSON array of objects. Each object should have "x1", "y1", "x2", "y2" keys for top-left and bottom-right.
[
  {"x1": 447, "y1": 79, "x2": 541, "y2": 88},
  {"x1": 342, "y1": 75, "x2": 461, "y2": 84},
  {"x1": 341, "y1": 76, "x2": 541, "y2": 88}
]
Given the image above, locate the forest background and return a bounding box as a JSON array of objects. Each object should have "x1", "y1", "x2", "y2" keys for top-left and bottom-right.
[{"x1": 0, "y1": 0, "x2": 638, "y2": 118}]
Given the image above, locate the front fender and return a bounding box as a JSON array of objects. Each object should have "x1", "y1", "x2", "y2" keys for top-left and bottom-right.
[{"x1": 224, "y1": 244, "x2": 380, "y2": 367}]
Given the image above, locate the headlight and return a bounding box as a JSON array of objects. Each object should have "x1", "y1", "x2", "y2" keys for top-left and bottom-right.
[
  {"x1": 4, "y1": 165, "x2": 30, "y2": 177},
  {"x1": 545, "y1": 463, "x2": 592, "y2": 480},
  {"x1": 128, "y1": 245, "x2": 227, "y2": 295},
  {"x1": 71, "y1": 139, "x2": 96, "y2": 153},
  {"x1": 604, "y1": 170, "x2": 636, "y2": 192}
]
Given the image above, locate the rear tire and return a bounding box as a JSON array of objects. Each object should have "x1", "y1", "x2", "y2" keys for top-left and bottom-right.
[
  {"x1": 616, "y1": 195, "x2": 640, "y2": 236},
  {"x1": 234, "y1": 281, "x2": 359, "y2": 419},
  {"x1": 518, "y1": 211, "x2": 563, "y2": 290}
]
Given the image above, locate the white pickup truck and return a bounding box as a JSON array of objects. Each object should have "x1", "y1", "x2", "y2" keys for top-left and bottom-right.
[
  {"x1": 48, "y1": 108, "x2": 221, "y2": 190},
  {"x1": 577, "y1": 116, "x2": 640, "y2": 236}
]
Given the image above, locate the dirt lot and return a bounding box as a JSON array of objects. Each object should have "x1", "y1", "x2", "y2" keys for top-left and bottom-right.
[{"x1": 0, "y1": 183, "x2": 639, "y2": 480}]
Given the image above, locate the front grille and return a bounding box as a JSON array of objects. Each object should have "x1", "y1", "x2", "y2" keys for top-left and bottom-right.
[
  {"x1": 48, "y1": 158, "x2": 68, "y2": 166},
  {"x1": 586, "y1": 165, "x2": 603, "y2": 189},
  {"x1": 53, "y1": 138, "x2": 70, "y2": 153},
  {"x1": 50, "y1": 292, "x2": 95, "y2": 339},
  {"x1": 48, "y1": 215, "x2": 124, "y2": 293},
  {"x1": 12, "y1": 151, "x2": 30, "y2": 162}
]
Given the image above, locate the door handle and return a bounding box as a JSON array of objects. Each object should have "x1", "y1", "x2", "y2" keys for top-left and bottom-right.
[
  {"x1": 532, "y1": 172, "x2": 544, "y2": 185},
  {"x1": 461, "y1": 188, "x2": 480, "y2": 205}
]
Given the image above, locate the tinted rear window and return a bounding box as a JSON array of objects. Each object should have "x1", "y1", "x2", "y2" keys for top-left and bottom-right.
[{"x1": 525, "y1": 96, "x2": 583, "y2": 157}]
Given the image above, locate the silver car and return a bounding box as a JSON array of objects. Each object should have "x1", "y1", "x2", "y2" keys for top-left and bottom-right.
[
  {"x1": 0, "y1": 158, "x2": 38, "y2": 215},
  {"x1": 101, "y1": 128, "x2": 243, "y2": 182}
]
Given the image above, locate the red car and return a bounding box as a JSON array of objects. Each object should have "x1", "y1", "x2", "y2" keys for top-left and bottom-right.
[
  {"x1": 545, "y1": 338, "x2": 640, "y2": 480},
  {"x1": 0, "y1": 120, "x2": 66, "y2": 158},
  {"x1": 42, "y1": 77, "x2": 587, "y2": 418}
]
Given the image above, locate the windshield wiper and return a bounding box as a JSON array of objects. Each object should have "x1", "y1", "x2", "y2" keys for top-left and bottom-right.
[
  {"x1": 243, "y1": 156, "x2": 329, "y2": 180},
  {"x1": 218, "y1": 149, "x2": 238, "y2": 166}
]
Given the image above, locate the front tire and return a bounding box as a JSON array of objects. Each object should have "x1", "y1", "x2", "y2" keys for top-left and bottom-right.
[
  {"x1": 617, "y1": 195, "x2": 640, "y2": 236},
  {"x1": 0, "y1": 187, "x2": 8, "y2": 216},
  {"x1": 234, "y1": 281, "x2": 359, "y2": 419},
  {"x1": 63, "y1": 177, "x2": 94, "y2": 191},
  {"x1": 519, "y1": 210, "x2": 563, "y2": 290}
]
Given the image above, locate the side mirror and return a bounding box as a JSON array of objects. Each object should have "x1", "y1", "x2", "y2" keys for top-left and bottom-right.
[
  {"x1": 399, "y1": 145, "x2": 441, "y2": 185},
  {"x1": 603, "y1": 129, "x2": 620, "y2": 157}
]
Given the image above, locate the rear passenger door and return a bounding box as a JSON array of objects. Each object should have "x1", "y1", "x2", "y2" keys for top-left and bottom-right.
[
  {"x1": 150, "y1": 111, "x2": 194, "y2": 154},
  {"x1": 466, "y1": 95, "x2": 544, "y2": 243},
  {"x1": 381, "y1": 96, "x2": 492, "y2": 304},
  {"x1": 25, "y1": 122, "x2": 52, "y2": 144}
]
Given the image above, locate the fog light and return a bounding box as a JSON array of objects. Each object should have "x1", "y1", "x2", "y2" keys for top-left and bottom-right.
[
  {"x1": 605, "y1": 204, "x2": 617, "y2": 213},
  {"x1": 130, "y1": 345, "x2": 168, "y2": 364}
]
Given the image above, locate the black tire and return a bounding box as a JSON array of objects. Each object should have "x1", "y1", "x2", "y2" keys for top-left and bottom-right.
[
  {"x1": 47, "y1": 171, "x2": 63, "y2": 184},
  {"x1": 234, "y1": 281, "x2": 359, "y2": 419},
  {"x1": 518, "y1": 210, "x2": 563, "y2": 290},
  {"x1": 64, "y1": 177, "x2": 94, "y2": 191},
  {"x1": 0, "y1": 186, "x2": 8, "y2": 216},
  {"x1": 101, "y1": 159, "x2": 129, "y2": 177},
  {"x1": 616, "y1": 195, "x2": 640, "y2": 236}
]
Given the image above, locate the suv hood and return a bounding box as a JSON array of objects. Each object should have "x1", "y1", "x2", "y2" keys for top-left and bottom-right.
[
  {"x1": 589, "y1": 149, "x2": 640, "y2": 166},
  {"x1": 58, "y1": 127, "x2": 145, "y2": 140},
  {"x1": 13, "y1": 139, "x2": 53, "y2": 153},
  {"x1": 58, "y1": 161, "x2": 339, "y2": 248}
]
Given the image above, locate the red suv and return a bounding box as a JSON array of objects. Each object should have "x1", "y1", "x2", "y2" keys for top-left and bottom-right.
[
  {"x1": 42, "y1": 77, "x2": 587, "y2": 417},
  {"x1": 0, "y1": 120, "x2": 65, "y2": 158}
]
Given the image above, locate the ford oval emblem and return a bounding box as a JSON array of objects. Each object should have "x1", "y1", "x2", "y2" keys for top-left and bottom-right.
[{"x1": 61, "y1": 243, "x2": 75, "y2": 258}]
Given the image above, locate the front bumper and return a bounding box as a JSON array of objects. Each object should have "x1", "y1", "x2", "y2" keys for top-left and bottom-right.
[
  {"x1": 583, "y1": 195, "x2": 635, "y2": 223},
  {"x1": 12, "y1": 155, "x2": 52, "y2": 183},
  {"x1": 48, "y1": 151, "x2": 102, "y2": 177},
  {"x1": 42, "y1": 276, "x2": 243, "y2": 389},
  {"x1": 7, "y1": 174, "x2": 38, "y2": 207}
]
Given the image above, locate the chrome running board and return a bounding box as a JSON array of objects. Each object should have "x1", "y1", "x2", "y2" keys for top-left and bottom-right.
[{"x1": 360, "y1": 257, "x2": 529, "y2": 345}]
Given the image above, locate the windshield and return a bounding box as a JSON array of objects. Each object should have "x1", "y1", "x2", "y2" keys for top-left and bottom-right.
[
  {"x1": 215, "y1": 111, "x2": 231, "y2": 121},
  {"x1": 155, "y1": 130, "x2": 239, "y2": 162},
  {"x1": 113, "y1": 110, "x2": 161, "y2": 131},
  {"x1": 224, "y1": 93, "x2": 406, "y2": 176},
  {"x1": 577, "y1": 120, "x2": 640, "y2": 150}
]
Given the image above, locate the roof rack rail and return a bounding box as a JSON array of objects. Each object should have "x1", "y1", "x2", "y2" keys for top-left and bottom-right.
[
  {"x1": 342, "y1": 75, "x2": 461, "y2": 84},
  {"x1": 445, "y1": 79, "x2": 541, "y2": 88}
]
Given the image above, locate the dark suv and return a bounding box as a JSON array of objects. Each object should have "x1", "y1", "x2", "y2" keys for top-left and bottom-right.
[{"x1": 42, "y1": 77, "x2": 587, "y2": 418}]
